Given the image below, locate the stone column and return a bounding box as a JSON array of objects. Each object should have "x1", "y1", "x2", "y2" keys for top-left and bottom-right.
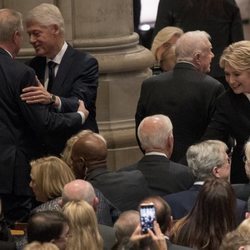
[{"x1": 2, "y1": 0, "x2": 154, "y2": 170}]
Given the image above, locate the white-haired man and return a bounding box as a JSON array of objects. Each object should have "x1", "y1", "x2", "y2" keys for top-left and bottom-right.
[
  {"x1": 121, "y1": 114, "x2": 194, "y2": 196},
  {"x1": 135, "y1": 30, "x2": 224, "y2": 163},
  {"x1": 21, "y1": 3, "x2": 99, "y2": 156}
]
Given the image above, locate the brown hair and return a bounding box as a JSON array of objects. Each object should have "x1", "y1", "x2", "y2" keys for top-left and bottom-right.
[{"x1": 171, "y1": 178, "x2": 237, "y2": 250}]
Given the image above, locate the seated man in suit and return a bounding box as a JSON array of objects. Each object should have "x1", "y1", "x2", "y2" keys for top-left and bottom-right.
[
  {"x1": 61, "y1": 179, "x2": 116, "y2": 250},
  {"x1": 70, "y1": 130, "x2": 150, "y2": 212},
  {"x1": 135, "y1": 30, "x2": 224, "y2": 163},
  {"x1": 232, "y1": 141, "x2": 250, "y2": 201},
  {"x1": 21, "y1": 3, "x2": 99, "y2": 155},
  {"x1": 61, "y1": 179, "x2": 120, "y2": 226},
  {"x1": 121, "y1": 114, "x2": 194, "y2": 196},
  {"x1": 164, "y1": 140, "x2": 246, "y2": 225}
]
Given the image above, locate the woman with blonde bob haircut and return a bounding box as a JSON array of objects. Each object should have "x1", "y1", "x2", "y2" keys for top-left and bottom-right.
[
  {"x1": 63, "y1": 200, "x2": 103, "y2": 250},
  {"x1": 30, "y1": 156, "x2": 75, "y2": 211},
  {"x1": 151, "y1": 26, "x2": 183, "y2": 73},
  {"x1": 204, "y1": 40, "x2": 250, "y2": 184}
]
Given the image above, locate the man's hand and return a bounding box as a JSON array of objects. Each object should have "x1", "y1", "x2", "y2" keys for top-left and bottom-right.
[
  {"x1": 78, "y1": 100, "x2": 89, "y2": 120},
  {"x1": 21, "y1": 80, "x2": 52, "y2": 105}
]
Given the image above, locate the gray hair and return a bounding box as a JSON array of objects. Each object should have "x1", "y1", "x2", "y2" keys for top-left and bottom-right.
[
  {"x1": 0, "y1": 9, "x2": 23, "y2": 43},
  {"x1": 26, "y1": 3, "x2": 65, "y2": 35},
  {"x1": 186, "y1": 140, "x2": 228, "y2": 181},
  {"x1": 175, "y1": 30, "x2": 211, "y2": 62},
  {"x1": 138, "y1": 114, "x2": 173, "y2": 151}
]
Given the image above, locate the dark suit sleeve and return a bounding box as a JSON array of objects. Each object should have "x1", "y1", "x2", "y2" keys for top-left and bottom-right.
[
  {"x1": 59, "y1": 56, "x2": 98, "y2": 113},
  {"x1": 18, "y1": 68, "x2": 82, "y2": 136},
  {"x1": 203, "y1": 93, "x2": 230, "y2": 143},
  {"x1": 230, "y1": 0, "x2": 244, "y2": 42}
]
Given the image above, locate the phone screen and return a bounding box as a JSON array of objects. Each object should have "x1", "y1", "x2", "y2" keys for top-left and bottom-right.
[{"x1": 140, "y1": 203, "x2": 156, "y2": 234}]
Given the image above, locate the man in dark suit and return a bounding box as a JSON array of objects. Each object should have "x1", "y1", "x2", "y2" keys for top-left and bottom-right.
[
  {"x1": 135, "y1": 30, "x2": 225, "y2": 163},
  {"x1": 70, "y1": 130, "x2": 150, "y2": 212},
  {"x1": 153, "y1": 0, "x2": 244, "y2": 86},
  {"x1": 164, "y1": 140, "x2": 246, "y2": 225},
  {"x1": 121, "y1": 115, "x2": 194, "y2": 196},
  {"x1": 20, "y1": 3, "x2": 99, "y2": 155},
  {"x1": 0, "y1": 8, "x2": 88, "y2": 225}
]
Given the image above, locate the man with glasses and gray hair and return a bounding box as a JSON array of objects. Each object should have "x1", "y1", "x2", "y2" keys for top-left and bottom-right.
[{"x1": 164, "y1": 140, "x2": 246, "y2": 225}]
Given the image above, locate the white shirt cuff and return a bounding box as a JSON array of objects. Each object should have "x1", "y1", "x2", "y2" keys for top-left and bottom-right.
[{"x1": 77, "y1": 111, "x2": 86, "y2": 124}]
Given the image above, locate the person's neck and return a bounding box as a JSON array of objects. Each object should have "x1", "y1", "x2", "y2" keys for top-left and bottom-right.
[
  {"x1": 0, "y1": 43, "x2": 15, "y2": 58},
  {"x1": 47, "y1": 40, "x2": 65, "y2": 59},
  {"x1": 86, "y1": 160, "x2": 107, "y2": 172}
]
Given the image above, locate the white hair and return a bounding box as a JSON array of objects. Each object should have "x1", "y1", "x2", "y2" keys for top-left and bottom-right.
[{"x1": 175, "y1": 30, "x2": 211, "y2": 62}]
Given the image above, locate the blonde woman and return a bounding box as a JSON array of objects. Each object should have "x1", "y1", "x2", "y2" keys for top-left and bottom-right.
[
  {"x1": 204, "y1": 41, "x2": 250, "y2": 184},
  {"x1": 151, "y1": 26, "x2": 183, "y2": 72},
  {"x1": 63, "y1": 200, "x2": 103, "y2": 250},
  {"x1": 30, "y1": 156, "x2": 75, "y2": 212}
]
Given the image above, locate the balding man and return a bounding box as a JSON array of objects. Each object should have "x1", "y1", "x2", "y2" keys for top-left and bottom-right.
[
  {"x1": 62, "y1": 179, "x2": 120, "y2": 226},
  {"x1": 62, "y1": 179, "x2": 116, "y2": 250},
  {"x1": 70, "y1": 131, "x2": 150, "y2": 211},
  {"x1": 121, "y1": 115, "x2": 194, "y2": 196}
]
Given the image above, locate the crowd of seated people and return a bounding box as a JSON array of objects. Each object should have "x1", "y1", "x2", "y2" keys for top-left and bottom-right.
[{"x1": 1, "y1": 2, "x2": 250, "y2": 250}]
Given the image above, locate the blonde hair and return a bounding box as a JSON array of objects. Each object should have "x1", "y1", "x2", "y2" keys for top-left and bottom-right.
[
  {"x1": 30, "y1": 156, "x2": 75, "y2": 200},
  {"x1": 237, "y1": 218, "x2": 250, "y2": 239},
  {"x1": 151, "y1": 26, "x2": 183, "y2": 61},
  {"x1": 63, "y1": 200, "x2": 103, "y2": 250},
  {"x1": 220, "y1": 40, "x2": 250, "y2": 71},
  {"x1": 23, "y1": 242, "x2": 59, "y2": 250}
]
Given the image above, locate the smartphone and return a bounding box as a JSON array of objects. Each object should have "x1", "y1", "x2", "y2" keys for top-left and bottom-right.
[{"x1": 140, "y1": 202, "x2": 156, "y2": 234}]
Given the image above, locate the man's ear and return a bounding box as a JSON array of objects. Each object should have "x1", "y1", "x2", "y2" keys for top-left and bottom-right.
[
  {"x1": 212, "y1": 166, "x2": 220, "y2": 178},
  {"x1": 50, "y1": 24, "x2": 60, "y2": 35},
  {"x1": 92, "y1": 197, "x2": 99, "y2": 212},
  {"x1": 166, "y1": 134, "x2": 174, "y2": 158}
]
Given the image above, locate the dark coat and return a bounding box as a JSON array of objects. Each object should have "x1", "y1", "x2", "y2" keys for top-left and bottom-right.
[
  {"x1": 28, "y1": 44, "x2": 99, "y2": 155},
  {"x1": 203, "y1": 89, "x2": 250, "y2": 183},
  {"x1": 86, "y1": 166, "x2": 150, "y2": 211},
  {"x1": 0, "y1": 48, "x2": 82, "y2": 196},
  {"x1": 153, "y1": 0, "x2": 244, "y2": 79},
  {"x1": 164, "y1": 184, "x2": 247, "y2": 225},
  {"x1": 121, "y1": 155, "x2": 194, "y2": 196},
  {"x1": 135, "y1": 63, "x2": 224, "y2": 162}
]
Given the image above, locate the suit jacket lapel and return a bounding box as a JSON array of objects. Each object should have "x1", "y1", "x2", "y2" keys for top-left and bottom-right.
[{"x1": 52, "y1": 45, "x2": 75, "y2": 93}]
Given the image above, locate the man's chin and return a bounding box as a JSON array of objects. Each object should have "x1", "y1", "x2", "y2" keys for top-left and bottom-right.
[{"x1": 35, "y1": 49, "x2": 46, "y2": 57}]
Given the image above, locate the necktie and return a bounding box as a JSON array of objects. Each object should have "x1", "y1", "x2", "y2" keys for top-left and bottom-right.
[{"x1": 47, "y1": 61, "x2": 57, "y2": 92}]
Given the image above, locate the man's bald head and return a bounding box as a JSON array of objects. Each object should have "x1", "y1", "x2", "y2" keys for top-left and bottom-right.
[
  {"x1": 71, "y1": 131, "x2": 107, "y2": 163},
  {"x1": 62, "y1": 179, "x2": 97, "y2": 207}
]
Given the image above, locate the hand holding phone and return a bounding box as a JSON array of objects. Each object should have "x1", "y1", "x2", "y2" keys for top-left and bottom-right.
[{"x1": 140, "y1": 202, "x2": 156, "y2": 234}]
